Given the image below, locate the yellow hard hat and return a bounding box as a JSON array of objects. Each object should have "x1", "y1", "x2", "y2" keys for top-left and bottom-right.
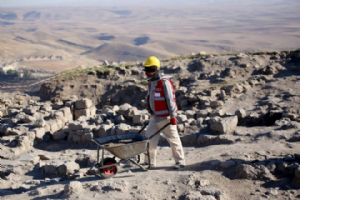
[{"x1": 144, "y1": 56, "x2": 160, "y2": 69}]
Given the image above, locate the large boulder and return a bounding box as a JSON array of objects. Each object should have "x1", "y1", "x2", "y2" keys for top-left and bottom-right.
[
  {"x1": 68, "y1": 130, "x2": 93, "y2": 144},
  {"x1": 74, "y1": 107, "x2": 96, "y2": 120},
  {"x1": 74, "y1": 98, "x2": 93, "y2": 110},
  {"x1": 73, "y1": 98, "x2": 96, "y2": 120},
  {"x1": 41, "y1": 161, "x2": 80, "y2": 178},
  {"x1": 209, "y1": 116, "x2": 238, "y2": 135}
]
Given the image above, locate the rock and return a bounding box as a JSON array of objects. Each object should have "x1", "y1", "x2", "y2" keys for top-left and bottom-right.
[
  {"x1": 93, "y1": 124, "x2": 112, "y2": 137},
  {"x1": 177, "y1": 114, "x2": 188, "y2": 122},
  {"x1": 41, "y1": 164, "x2": 57, "y2": 178},
  {"x1": 234, "y1": 164, "x2": 258, "y2": 179},
  {"x1": 90, "y1": 180, "x2": 129, "y2": 193},
  {"x1": 38, "y1": 154, "x2": 50, "y2": 160},
  {"x1": 288, "y1": 131, "x2": 300, "y2": 142},
  {"x1": 61, "y1": 107, "x2": 73, "y2": 122},
  {"x1": 210, "y1": 100, "x2": 224, "y2": 109},
  {"x1": 42, "y1": 161, "x2": 80, "y2": 178},
  {"x1": 177, "y1": 124, "x2": 185, "y2": 133},
  {"x1": 235, "y1": 57, "x2": 252, "y2": 68},
  {"x1": 33, "y1": 117, "x2": 46, "y2": 128},
  {"x1": 110, "y1": 123, "x2": 132, "y2": 135},
  {"x1": 235, "y1": 108, "x2": 247, "y2": 119},
  {"x1": 185, "y1": 110, "x2": 196, "y2": 118},
  {"x1": 68, "y1": 131, "x2": 93, "y2": 144},
  {"x1": 46, "y1": 119, "x2": 64, "y2": 133},
  {"x1": 117, "y1": 103, "x2": 132, "y2": 115},
  {"x1": 34, "y1": 127, "x2": 46, "y2": 139},
  {"x1": 23, "y1": 106, "x2": 39, "y2": 115},
  {"x1": 257, "y1": 165, "x2": 276, "y2": 181},
  {"x1": 196, "y1": 110, "x2": 209, "y2": 118},
  {"x1": 124, "y1": 107, "x2": 141, "y2": 119},
  {"x1": 12, "y1": 133, "x2": 35, "y2": 151},
  {"x1": 132, "y1": 113, "x2": 149, "y2": 125},
  {"x1": 275, "y1": 118, "x2": 297, "y2": 129},
  {"x1": 16, "y1": 112, "x2": 35, "y2": 123},
  {"x1": 40, "y1": 103, "x2": 52, "y2": 112},
  {"x1": 199, "y1": 187, "x2": 222, "y2": 200},
  {"x1": 197, "y1": 179, "x2": 210, "y2": 187},
  {"x1": 182, "y1": 191, "x2": 204, "y2": 200},
  {"x1": 206, "y1": 90, "x2": 219, "y2": 98},
  {"x1": 63, "y1": 181, "x2": 83, "y2": 196},
  {"x1": 74, "y1": 107, "x2": 96, "y2": 120},
  {"x1": 4, "y1": 127, "x2": 26, "y2": 136},
  {"x1": 74, "y1": 98, "x2": 93, "y2": 109},
  {"x1": 262, "y1": 63, "x2": 286, "y2": 75},
  {"x1": 0, "y1": 123, "x2": 11, "y2": 135},
  {"x1": 53, "y1": 130, "x2": 67, "y2": 140},
  {"x1": 68, "y1": 121, "x2": 89, "y2": 131},
  {"x1": 53, "y1": 110, "x2": 64, "y2": 119},
  {"x1": 209, "y1": 116, "x2": 238, "y2": 135},
  {"x1": 113, "y1": 115, "x2": 126, "y2": 124},
  {"x1": 75, "y1": 155, "x2": 96, "y2": 168}
]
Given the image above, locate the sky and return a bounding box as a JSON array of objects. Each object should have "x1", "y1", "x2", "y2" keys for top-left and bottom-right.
[
  {"x1": 0, "y1": 0, "x2": 296, "y2": 7},
  {"x1": 0, "y1": 0, "x2": 213, "y2": 7}
]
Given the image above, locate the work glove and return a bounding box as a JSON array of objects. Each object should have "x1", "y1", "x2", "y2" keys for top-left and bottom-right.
[{"x1": 170, "y1": 117, "x2": 177, "y2": 125}]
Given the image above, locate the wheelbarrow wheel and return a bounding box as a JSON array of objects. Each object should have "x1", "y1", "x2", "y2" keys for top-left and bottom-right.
[{"x1": 99, "y1": 157, "x2": 118, "y2": 178}]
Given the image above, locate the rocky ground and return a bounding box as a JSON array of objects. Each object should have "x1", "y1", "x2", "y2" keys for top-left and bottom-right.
[{"x1": 0, "y1": 50, "x2": 300, "y2": 200}]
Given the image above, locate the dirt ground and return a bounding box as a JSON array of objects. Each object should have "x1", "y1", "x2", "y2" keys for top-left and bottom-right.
[{"x1": 0, "y1": 51, "x2": 300, "y2": 200}]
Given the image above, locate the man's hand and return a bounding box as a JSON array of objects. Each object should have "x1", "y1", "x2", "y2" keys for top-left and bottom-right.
[{"x1": 170, "y1": 117, "x2": 177, "y2": 125}]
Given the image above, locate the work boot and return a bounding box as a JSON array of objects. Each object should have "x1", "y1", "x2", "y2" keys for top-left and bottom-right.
[
  {"x1": 148, "y1": 164, "x2": 156, "y2": 170},
  {"x1": 173, "y1": 161, "x2": 185, "y2": 170}
]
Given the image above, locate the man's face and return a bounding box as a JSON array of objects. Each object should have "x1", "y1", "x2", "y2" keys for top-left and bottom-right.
[{"x1": 144, "y1": 66, "x2": 158, "y2": 78}]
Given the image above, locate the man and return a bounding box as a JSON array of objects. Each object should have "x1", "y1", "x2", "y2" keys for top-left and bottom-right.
[{"x1": 143, "y1": 56, "x2": 185, "y2": 169}]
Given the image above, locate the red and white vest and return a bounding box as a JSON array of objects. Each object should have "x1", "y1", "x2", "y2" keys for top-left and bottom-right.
[{"x1": 148, "y1": 77, "x2": 177, "y2": 117}]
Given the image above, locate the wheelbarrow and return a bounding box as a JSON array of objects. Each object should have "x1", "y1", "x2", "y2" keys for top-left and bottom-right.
[{"x1": 91, "y1": 122, "x2": 170, "y2": 178}]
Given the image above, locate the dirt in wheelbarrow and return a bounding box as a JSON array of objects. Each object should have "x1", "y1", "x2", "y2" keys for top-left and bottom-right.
[{"x1": 0, "y1": 50, "x2": 300, "y2": 200}]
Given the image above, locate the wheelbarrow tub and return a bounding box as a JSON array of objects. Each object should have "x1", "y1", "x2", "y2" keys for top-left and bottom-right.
[{"x1": 103, "y1": 140, "x2": 149, "y2": 160}]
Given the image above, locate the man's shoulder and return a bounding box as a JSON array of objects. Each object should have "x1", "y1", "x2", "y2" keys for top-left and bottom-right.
[{"x1": 160, "y1": 75, "x2": 173, "y2": 80}]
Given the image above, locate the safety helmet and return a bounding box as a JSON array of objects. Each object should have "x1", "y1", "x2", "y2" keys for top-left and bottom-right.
[{"x1": 144, "y1": 56, "x2": 160, "y2": 69}]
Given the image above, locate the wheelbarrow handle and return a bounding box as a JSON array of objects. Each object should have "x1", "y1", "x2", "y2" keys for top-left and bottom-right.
[
  {"x1": 147, "y1": 122, "x2": 171, "y2": 140},
  {"x1": 138, "y1": 121, "x2": 149, "y2": 134}
]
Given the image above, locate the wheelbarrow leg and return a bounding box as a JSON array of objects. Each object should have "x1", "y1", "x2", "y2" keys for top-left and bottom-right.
[
  {"x1": 147, "y1": 142, "x2": 151, "y2": 169},
  {"x1": 96, "y1": 145, "x2": 100, "y2": 165},
  {"x1": 128, "y1": 158, "x2": 147, "y2": 171}
]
